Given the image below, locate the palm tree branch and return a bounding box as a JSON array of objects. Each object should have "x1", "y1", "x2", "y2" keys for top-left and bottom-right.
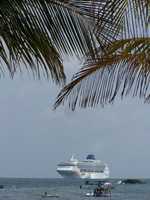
[
  {"x1": 93, "y1": 0, "x2": 150, "y2": 39},
  {"x1": 0, "y1": 0, "x2": 105, "y2": 82},
  {"x1": 54, "y1": 38, "x2": 150, "y2": 109}
]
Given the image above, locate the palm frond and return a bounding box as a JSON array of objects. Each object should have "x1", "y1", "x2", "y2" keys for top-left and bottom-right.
[
  {"x1": 93, "y1": 0, "x2": 149, "y2": 39},
  {"x1": 54, "y1": 38, "x2": 150, "y2": 110},
  {"x1": 0, "y1": 0, "x2": 104, "y2": 83},
  {"x1": 0, "y1": 0, "x2": 65, "y2": 83},
  {"x1": 122, "y1": 0, "x2": 149, "y2": 38}
]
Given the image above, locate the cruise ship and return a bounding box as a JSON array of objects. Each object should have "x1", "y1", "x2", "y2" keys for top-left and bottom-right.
[{"x1": 56, "y1": 154, "x2": 109, "y2": 179}]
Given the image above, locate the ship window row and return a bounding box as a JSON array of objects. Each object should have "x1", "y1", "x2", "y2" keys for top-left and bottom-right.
[
  {"x1": 58, "y1": 163, "x2": 76, "y2": 167},
  {"x1": 80, "y1": 169, "x2": 104, "y2": 173},
  {"x1": 78, "y1": 164, "x2": 105, "y2": 168}
]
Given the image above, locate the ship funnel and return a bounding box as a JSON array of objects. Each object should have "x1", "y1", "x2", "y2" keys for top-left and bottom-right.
[{"x1": 86, "y1": 154, "x2": 96, "y2": 160}]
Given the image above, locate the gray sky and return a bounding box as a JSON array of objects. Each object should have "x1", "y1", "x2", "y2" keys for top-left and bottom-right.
[{"x1": 0, "y1": 58, "x2": 149, "y2": 179}]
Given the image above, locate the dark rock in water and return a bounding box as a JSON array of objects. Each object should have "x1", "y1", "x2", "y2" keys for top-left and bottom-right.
[
  {"x1": 0, "y1": 185, "x2": 4, "y2": 189},
  {"x1": 119, "y1": 179, "x2": 145, "y2": 184},
  {"x1": 85, "y1": 180, "x2": 89, "y2": 185}
]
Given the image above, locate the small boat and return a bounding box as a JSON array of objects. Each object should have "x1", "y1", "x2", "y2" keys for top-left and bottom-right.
[
  {"x1": 85, "y1": 182, "x2": 112, "y2": 197},
  {"x1": 85, "y1": 192, "x2": 110, "y2": 197},
  {"x1": 85, "y1": 192, "x2": 94, "y2": 197},
  {"x1": 41, "y1": 193, "x2": 59, "y2": 198}
]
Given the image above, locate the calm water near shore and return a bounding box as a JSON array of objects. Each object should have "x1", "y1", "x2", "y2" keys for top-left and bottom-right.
[{"x1": 0, "y1": 178, "x2": 149, "y2": 200}]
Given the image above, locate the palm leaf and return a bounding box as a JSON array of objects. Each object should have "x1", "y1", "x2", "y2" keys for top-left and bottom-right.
[
  {"x1": 121, "y1": 0, "x2": 149, "y2": 38},
  {"x1": 54, "y1": 38, "x2": 150, "y2": 110},
  {"x1": 54, "y1": 0, "x2": 150, "y2": 109},
  {"x1": 93, "y1": 0, "x2": 150, "y2": 39},
  {"x1": 0, "y1": 0, "x2": 104, "y2": 83}
]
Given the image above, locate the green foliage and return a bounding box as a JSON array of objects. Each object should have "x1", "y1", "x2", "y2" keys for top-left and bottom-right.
[
  {"x1": 0, "y1": 0, "x2": 98, "y2": 83},
  {"x1": 55, "y1": 0, "x2": 150, "y2": 109}
]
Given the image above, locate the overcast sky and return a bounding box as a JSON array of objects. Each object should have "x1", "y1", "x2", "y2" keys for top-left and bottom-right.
[{"x1": 0, "y1": 58, "x2": 149, "y2": 179}]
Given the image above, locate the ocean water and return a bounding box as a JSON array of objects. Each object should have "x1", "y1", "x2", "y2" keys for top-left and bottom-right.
[{"x1": 0, "y1": 178, "x2": 149, "y2": 200}]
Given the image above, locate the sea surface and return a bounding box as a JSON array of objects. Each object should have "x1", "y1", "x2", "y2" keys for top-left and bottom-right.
[{"x1": 0, "y1": 178, "x2": 149, "y2": 200}]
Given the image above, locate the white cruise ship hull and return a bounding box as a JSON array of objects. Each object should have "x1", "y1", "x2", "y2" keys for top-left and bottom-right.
[
  {"x1": 57, "y1": 155, "x2": 110, "y2": 179},
  {"x1": 57, "y1": 170, "x2": 109, "y2": 179},
  {"x1": 57, "y1": 166, "x2": 81, "y2": 178},
  {"x1": 80, "y1": 171, "x2": 109, "y2": 179}
]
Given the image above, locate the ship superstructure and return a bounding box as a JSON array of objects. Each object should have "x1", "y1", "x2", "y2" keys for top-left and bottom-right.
[{"x1": 56, "y1": 154, "x2": 109, "y2": 179}]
